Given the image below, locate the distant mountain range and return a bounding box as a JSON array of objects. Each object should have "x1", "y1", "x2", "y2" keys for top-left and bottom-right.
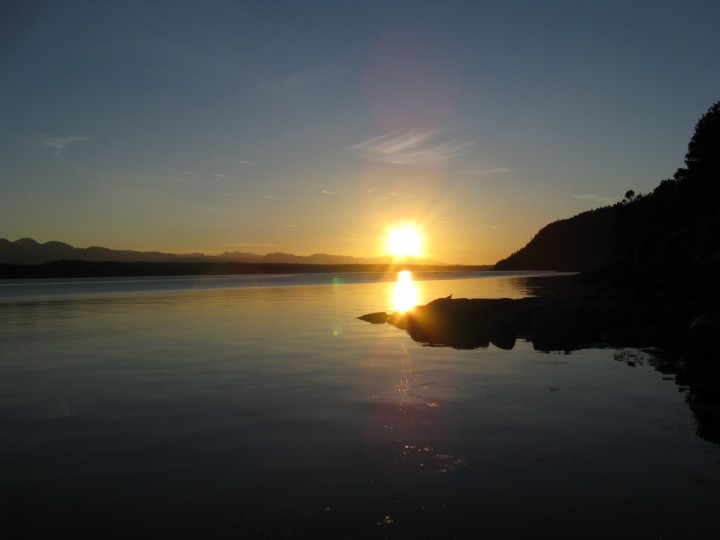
[{"x1": 0, "y1": 237, "x2": 447, "y2": 267}]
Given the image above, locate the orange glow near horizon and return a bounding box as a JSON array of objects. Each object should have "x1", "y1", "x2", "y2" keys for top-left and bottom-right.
[
  {"x1": 386, "y1": 224, "x2": 423, "y2": 258},
  {"x1": 391, "y1": 270, "x2": 419, "y2": 312}
]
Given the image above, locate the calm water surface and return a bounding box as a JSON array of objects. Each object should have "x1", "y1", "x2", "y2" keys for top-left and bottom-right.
[{"x1": 2, "y1": 272, "x2": 719, "y2": 538}]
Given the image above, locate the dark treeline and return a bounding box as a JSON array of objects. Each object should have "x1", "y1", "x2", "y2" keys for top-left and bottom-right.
[
  {"x1": 0, "y1": 260, "x2": 488, "y2": 279},
  {"x1": 496, "y1": 101, "x2": 720, "y2": 301}
]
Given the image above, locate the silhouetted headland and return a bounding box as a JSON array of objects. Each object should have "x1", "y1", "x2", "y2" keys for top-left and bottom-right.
[{"x1": 496, "y1": 101, "x2": 720, "y2": 308}]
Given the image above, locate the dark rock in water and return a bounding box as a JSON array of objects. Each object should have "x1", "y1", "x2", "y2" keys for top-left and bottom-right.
[
  {"x1": 375, "y1": 290, "x2": 700, "y2": 353},
  {"x1": 689, "y1": 313, "x2": 720, "y2": 363},
  {"x1": 358, "y1": 311, "x2": 388, "y2": 324},
  {"x1": 386, "y1": 297, "x2": 534, "y2": 350}
]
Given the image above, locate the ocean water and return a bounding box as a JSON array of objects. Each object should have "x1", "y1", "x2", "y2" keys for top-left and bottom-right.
[{"x1": 2, "y1": 272, "x2": 719, "y2": 538}]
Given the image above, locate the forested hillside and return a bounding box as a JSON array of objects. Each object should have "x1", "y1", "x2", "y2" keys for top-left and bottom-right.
[
  {"x1": 496, "y1": 101, "x2": 720, "y2": 290},
  {"x1": 495, "y1": 205, "x2": 616, "y2": 271}
]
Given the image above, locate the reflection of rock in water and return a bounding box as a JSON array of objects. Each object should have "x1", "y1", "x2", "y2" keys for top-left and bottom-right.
[
  {"x1": 675, "y1": 352, "x2": 720, "y2": 446},
  {"x1": 372, "y1": 308, "x2": 720, "y2": 454},
  {"x1": 361, "y1": 293, "x2": 720, "y2": 451},
  {"x1": 374, "y1": 294, "x2": 695, "y2": 352},
  {"x1": 613, "y1": 350, "x2": 645, "y2": 367},
  {"x1": 610, "y1": 348, "x2": 720, "y2": 449},
  {"x1": 387, "y1": 297, "x2": 530, "y2": 350},
  {"x1": 684, "y1": 313, "x2": 720, "y2": 445},
  {"x1": 685, "y1": 381, "x2": 720, "y2": 445}
]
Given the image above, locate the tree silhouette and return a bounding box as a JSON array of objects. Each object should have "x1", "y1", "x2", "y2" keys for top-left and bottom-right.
[
  {"x1": 685, "y1": 100, "x2": 720, "y2": 176},
  {"x1": 685, "y1": 101, "x2": 720, "y2": 193}
]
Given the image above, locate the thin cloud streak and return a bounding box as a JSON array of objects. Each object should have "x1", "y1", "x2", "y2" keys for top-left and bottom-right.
[
  {"x1": 80, "y1": 167, "x2": 189, "y2": 185},
  {"x1": 40, "y1": 134, "x2": 87, "y2": 157},
  {"x1": 349, "y1": 129, "x2": 475, "y2": 166},
  {"x1": 459, "y1": 167, "x2": 514, "y2": 177},
  {"x1": 262, "y1": 194, "x2": 302, "y2": 201},
  {"x1": 307, "y1": 184, "x2": 338, "y2": 195},
  {"x1": 213, "y1": 155, "x2": 252, "y2": 165},
  {"x1": 257, "y1": 68, "x2": 339, "y2": 96},
  {"x1": 363, "y1": 188, "x2": 415, "y2": 203}
]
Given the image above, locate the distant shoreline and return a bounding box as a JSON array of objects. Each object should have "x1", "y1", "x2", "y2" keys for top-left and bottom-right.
[{"x1": 0, "y1": 260, "x2": 493, "y2": 279}]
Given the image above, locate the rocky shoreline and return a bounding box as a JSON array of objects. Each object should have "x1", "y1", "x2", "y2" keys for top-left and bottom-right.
[{"x1": 359, "y1": 274, "x2": 718, "y2": 364}]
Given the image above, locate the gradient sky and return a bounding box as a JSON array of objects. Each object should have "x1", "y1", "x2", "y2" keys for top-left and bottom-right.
[{"x1": 1, "y1": 1, "x2": 719, "y2": 264}]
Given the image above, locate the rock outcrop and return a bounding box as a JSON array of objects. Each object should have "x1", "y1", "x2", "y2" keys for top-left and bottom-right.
[
  {"x1": 361, "y1": 290, "x2": 698, "y2": 353},
  {"x1": 357, "y1": 311, "x2": 388, "y2": 324}
]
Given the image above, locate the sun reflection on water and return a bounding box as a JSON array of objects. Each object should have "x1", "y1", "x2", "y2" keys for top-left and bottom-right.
[{"x1": 391, "y1": 270, "x2": 419, "y2": 312}]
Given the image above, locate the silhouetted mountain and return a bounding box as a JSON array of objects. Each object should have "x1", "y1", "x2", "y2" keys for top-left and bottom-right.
[
  {"x1": 496, "y1": 100, "x2": 720, "y2": 297},
  {"x1": 0, "y1": 238, "x2": 191, "y2": 265},
  {"x1": 494, "y1": 206, "x2": 616, "y2": 271},
  {"x1": 0, "y1": 238, "x2": 447, "y2": 267}
]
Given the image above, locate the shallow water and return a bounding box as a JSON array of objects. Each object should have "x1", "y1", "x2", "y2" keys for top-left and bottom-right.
[{"x1": 2, "y1": 273, "x2": 719, "y2": 538}]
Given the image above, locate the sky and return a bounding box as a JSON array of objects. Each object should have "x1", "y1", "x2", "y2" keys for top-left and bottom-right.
[{"x1": 1, "y1": 0, "x2": 719, "y2": 264}]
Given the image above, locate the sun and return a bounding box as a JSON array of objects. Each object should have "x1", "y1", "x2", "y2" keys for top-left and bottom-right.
[{"x1": 387, "y1": 224, "x2": 423, "y2": 258}]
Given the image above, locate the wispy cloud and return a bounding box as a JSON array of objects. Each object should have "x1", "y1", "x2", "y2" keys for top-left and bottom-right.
[
  {"x1": 348, "y1": 129, "x2": 475, "y2": 166},
  {"x1": 40, "y1": 134, "x2": 87, "y2": 157},
  {"x1": 306, "y1": 182, "x2": 338, "y2": 195},
  {"x1": 257, "y1": 68, "x2": 339, "y2": 96},
  {"x1": 79, "y1": 167, "x2": 186, "y2": 185},
  {"x1": 262, "y1": 194, "x2": 301, "y2": 201},
  {"x1": 573, "y1": 194, "x2": 620, "y2": 204},
  {"x1": 258, "y1": 128, "x2": 314, "y2": 145},
  {"x1": 213, "y1": 155, "x2": 252, "y2": 165},
  {"x1": 363, "y1": 188, "x2": 415, "y2": 203},
  {"x1": 459, "y1": 167, "x2": 514, "y2": 177}
]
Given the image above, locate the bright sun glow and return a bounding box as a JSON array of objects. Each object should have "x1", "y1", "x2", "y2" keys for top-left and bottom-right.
[
  {"x1": 392, "y1": 270, "x2": 419, "y2": 312},
  {"x1": 387, "y1": 225, "x2": 422, "y2": 258}
]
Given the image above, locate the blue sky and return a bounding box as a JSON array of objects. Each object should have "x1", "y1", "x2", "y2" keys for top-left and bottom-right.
[{"x1": 1, "y1": 0, "x2": 718, "y2": 263}]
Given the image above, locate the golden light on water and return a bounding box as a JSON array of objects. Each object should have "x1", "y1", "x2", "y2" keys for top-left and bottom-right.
[{"x1": 392, "y1": 270, "x2": 419, "y2": 312}]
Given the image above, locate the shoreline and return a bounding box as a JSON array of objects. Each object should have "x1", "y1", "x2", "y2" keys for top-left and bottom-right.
[
  {"x1": 362, "y1": 272, "x2": 718, "y2": 360},
  {"x1": 0, "y1": 260, "x2": 493, "y2": 280}
]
